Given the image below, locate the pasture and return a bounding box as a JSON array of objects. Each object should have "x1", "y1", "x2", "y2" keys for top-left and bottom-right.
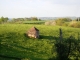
[
  {"x1": 0, "y1": 24, "x2": 80, "y2": 60},
  {"x1": 23, "y1": 21, "x2": 46, "y2": 24}
]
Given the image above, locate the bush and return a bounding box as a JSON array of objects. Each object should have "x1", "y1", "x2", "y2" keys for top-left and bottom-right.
[
  {"x1": 45, "y1": 21, "x2": 51, "y2": 25},
  {"x1": 62, "y1": 23, "x2": 69, "y2": 26},
  {"x1": 55, "y1": 18, "x2": 72, "y2": 26},
  {"x1": 69, "y1": 21, "x2": 80, "y2": 28},
  {"x1": 45, "y1": 21, "x2": 56, "y2": 26}
]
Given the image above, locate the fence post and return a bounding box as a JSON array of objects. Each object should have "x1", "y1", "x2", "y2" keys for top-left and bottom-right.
[
  {"x1": 59, "y1": 28, "x2": 63, "y2": 43},
  {"x1": 78, "y1": 33, "x2": 80, "y2": 41}
]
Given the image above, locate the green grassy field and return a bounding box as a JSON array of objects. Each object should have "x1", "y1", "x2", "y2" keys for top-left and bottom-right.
[
  {"x1": 0, "y1": 24, "x2": 80, "y2": 60},
  {"x1": 23, "y1": 21, "x2": 46, "y2": 24}
]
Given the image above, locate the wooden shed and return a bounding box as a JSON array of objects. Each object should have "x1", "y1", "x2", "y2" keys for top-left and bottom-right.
[{"x1": 27, "y1": 27, "x2": 39, "y2": 38}]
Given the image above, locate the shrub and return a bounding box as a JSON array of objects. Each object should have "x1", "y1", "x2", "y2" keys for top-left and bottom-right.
[
  {"x1": 45, "y1": 21, "x2": 56, "y2": 26},
  {"x1": 55, "y1": 18, "x2": 72, "y2": 26},
  {"x1": 69, "y1": 21, "x2": 80, "y2": 28},
  {"x1": 62, "y1": 23, "x2": 69, "y2": 26},
  {"x1": 45, "y1": 21, "x2": 51, "y2": 25},
  {"x1": 51, "y1": 21, "x2": 56, "y2": 26}
]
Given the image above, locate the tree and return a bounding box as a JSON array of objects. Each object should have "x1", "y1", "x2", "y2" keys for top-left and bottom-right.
[
  {"x1": 0, "y1": 16, "x2": 8, "y2": 23},
  {"x1": 0, "y1": 19, "x2": 2, "y2": 23},
  {"x1": 4, "y1": 17, "x2": 8, "y2": 22},
  {"x1": 76, "y1": 17, "x2": 80, "y2": 21},
  {"x1": 55, "y1": 18, "x2": 72, "y2": 26},
  {"x1": 31, "y1": 17, "x2": 38, "y2": 21}
]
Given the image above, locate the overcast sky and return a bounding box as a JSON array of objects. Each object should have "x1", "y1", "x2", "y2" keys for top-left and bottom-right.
[{"x1": 0, "y1": 0, "x2": 80, "y2": 18}]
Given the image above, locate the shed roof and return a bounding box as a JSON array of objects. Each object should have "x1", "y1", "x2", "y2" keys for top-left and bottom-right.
[{"x1": 28, "y1": 27, "x2": 39, "y2": 32}]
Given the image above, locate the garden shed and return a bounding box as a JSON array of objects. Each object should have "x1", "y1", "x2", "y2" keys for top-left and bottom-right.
[{"x1": 27, "y1": 27, "x2": 39, "y2": 38}]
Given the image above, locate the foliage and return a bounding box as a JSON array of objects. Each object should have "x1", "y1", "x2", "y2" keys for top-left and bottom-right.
[
  {"x1": 10, "y1": 17, "x2": 42, "y2": 24},
  {"x1": 45, "y1": 21, "x2": 56, "y2": 26},
  {"x1": 0, "y1": 16, "x2": 8, "y2": 23},
  {"x1": 54, "y1": 36, "x2": 80, "y2": 60},
  {"x1": 50, "y1": 28, "x2": 80, "y2": 60},
  {"x1": 56, "y1": 18, "x2": 72, "y2": 26},
  {"x1": 76, "y1": 17, "x2": 80, "y2": 21},
  {"x1": 30, "y1": 17, "x2": 39, "y2": 21},
  {"x1": 11, "y1": 17, "x2": 40, "y2": 22},
  {"x1": 69, "y1": 21, "x2": 80, "y2": 28},
  {"x1": 55, "y1": 18, "x2": 72, "y2": 26}
]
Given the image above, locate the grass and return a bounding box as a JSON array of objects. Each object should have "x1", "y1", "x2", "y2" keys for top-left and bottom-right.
[
  {"x1": 23, "y1": 21, "x2": 46, "y2": 24},
  {"x1": 0, "y1": 24, "x2": 80, "y2": 60}
]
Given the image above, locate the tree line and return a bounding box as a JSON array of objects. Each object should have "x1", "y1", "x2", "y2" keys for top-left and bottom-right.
[
  {"x1": 12, "y1": 17, "x2": 41, "y2": 21},
  {"x1": 0, "y1": 16, "x2": 41, "y2": 24},
  {"x1": 0, "y1": 16, "x2": 8, "y2": 23}
]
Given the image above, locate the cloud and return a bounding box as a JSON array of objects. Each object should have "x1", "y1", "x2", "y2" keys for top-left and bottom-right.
[{"x1": 0, "y1": 0, "x2": 80, "y2": 17}]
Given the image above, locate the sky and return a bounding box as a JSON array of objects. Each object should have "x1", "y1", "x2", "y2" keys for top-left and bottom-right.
[{"x1": 0, "y1": 0, "x2": 80, "y2": 18}]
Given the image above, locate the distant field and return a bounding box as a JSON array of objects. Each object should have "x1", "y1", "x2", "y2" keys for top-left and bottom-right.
[
  {"x1": 23, "y1": 21, "x2": 46, "y2": 24},
  {"x1": 0, "y1": 24, "x2": 80, "y2": 60}
]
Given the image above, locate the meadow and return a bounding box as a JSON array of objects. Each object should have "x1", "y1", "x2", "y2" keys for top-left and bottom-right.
[
  {"x1": 0, "y1": 24, "x2": 80, "y2": 60},
  {"x1": 23, "y1": 21, "x2": 46, "y2": 24}
]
